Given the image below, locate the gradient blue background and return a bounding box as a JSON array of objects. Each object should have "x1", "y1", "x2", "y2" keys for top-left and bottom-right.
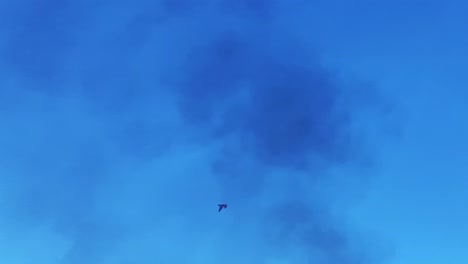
[{"x1": 0, "y1": 0, "x2": 467, "y2": 263}]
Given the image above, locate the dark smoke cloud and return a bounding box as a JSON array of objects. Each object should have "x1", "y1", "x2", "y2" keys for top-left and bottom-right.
[
  {"x1": 174, "y1": 28, "x2": 369, "y2": 174},
  {"x1": 0, "y1": 0, "x2": 392, "y2": 263}
]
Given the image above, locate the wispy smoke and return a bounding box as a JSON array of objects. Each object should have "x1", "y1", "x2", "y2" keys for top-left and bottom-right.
[{"x1": 0, "y1": 0, "x2": 391, "y2": 263}]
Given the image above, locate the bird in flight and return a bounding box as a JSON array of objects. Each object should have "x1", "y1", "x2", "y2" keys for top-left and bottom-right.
[{"x1": 218, "y1": 204, "x2": 227, "y2": 212}]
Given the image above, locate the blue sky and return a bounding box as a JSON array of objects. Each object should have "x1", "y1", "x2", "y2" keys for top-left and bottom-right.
[{"x1": 0, "y1": 0, "x2": 467, "y2": 263}]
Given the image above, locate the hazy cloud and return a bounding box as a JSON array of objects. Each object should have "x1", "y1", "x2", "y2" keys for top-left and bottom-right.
[{"x1": 0, "y1": 0, "x2": 392, "y2": 263}]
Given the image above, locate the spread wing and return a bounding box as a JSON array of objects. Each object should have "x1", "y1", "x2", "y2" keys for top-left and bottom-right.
[{"x1": 217, "y1": 204, "x2": 227, "y2": 212}]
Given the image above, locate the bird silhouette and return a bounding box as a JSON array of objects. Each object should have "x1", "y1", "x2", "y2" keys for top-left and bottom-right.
[{"x1": 218, "y1": 203, "x2": 227, "y2": 212}]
